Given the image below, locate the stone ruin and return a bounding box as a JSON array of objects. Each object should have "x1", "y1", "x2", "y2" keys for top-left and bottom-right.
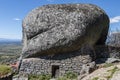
[{"x1": 19, "y1": 4, "x2": 109, "y2": 78}]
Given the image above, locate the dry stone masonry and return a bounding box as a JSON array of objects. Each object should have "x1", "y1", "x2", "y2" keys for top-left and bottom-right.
[
  {"x1": 20, "y1": 3, "x2": 109, "y2": 77},
  {"x1": 20, "y1": 49, "x2": 93, "y2": 77}
]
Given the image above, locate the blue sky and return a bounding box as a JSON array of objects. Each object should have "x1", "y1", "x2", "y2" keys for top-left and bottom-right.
[{"x1": 0, "y1": 0, "x2": 120, "y2": 39}]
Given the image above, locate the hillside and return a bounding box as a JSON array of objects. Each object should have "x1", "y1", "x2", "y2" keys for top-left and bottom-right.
[{"x1": 0, "y1": 39, "x2": 22, "y2": 64}]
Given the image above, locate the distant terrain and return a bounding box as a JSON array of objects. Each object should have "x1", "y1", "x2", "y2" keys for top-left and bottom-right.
[{"x1": 0, "y1": 38, "x2": 22, "y2": 64}]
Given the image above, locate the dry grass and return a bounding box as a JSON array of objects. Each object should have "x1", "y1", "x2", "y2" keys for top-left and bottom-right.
[{"x1": 0, "y1": 65, "x2": 12, "y2": 77}]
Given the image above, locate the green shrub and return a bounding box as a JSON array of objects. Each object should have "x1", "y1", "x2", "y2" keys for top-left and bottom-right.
[
  {"x1": 0, "y1": 65, "x2": 12, "y2": 77},
  {"x1": 29, "y1": 74, "x2": 51, "y2": 80},
  {"x1": 64, "y1": 72, "x2": 77, "y2": 79}
]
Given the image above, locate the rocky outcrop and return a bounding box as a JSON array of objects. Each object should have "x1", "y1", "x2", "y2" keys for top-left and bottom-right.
[
  {"x1": 22, "y1": 4, "x2": 109, "y2": 58},
  {"x1": 81, "y1": 64, "x2": 120, "y2": 80},
  {"x1": 107, "y1": 32, "x2": 120, "y2": 47}
]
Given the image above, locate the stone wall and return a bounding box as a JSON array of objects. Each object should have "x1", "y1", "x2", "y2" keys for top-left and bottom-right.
[
  {"x1": 20, "y1": 45, "x2": 120, "y2": 77},
  {"x1": 19, "y1": 50, "x2": 93, "y2": 77}
]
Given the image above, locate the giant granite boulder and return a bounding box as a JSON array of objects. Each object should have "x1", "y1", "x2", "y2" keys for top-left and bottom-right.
[{"x1": 22, "y1": 4, "x2": 109, "y2": 58}]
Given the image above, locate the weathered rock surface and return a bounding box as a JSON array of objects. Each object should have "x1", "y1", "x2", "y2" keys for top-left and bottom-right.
[
  {"x1": 13, "y1": 74, "x2": 28, "y2": 80},
  {"x1": 81, "y1": 64, "x2": 120, "y2": 80},
  {"x1": 22, "y1": 4, "x2": 109, "y2": 58},
  {"x1": 107, "y1": 32, "x2": 120, "y2": 47},
  {"x1": 106, "y1": 58, "x2": 120, "y2": 64}
]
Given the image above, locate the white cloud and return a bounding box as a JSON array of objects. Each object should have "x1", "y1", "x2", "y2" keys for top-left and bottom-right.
[
  {"x1": 110, "y1": 16, "x2": 120, "y2": 24},
  {"x1": 13, "y1": 18, "x2": 21, "y2": 21}
]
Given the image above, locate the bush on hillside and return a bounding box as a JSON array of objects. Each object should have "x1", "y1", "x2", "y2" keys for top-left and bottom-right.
[{"x1": 0, "y1": 65, "x2": 12, "y2": 77}]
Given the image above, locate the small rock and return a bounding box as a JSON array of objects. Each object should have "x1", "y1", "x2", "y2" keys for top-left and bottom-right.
[{"x1": 106, "y1": 58, "x2": 120, "y2": 64}]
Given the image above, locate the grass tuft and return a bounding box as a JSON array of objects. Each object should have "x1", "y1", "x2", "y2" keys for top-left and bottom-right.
[
  {"x1": 29, "y1": 74, "x2": 51, "y2": 80},
  {"x1": 57, "y1": 72, "x2": 77, "y2": 80},
  {"x1": 103, "y1": 63, "x2": 113, "y2": 68},
  {"x1": 0, "y1": 65, "x2": 12, "y2": 77},
  {"x1": 92, "y1": 77, "x2": 99, "y2": 80},
  {"x1": 105, "y1": 66, "x2": 120, "y2": 80}
]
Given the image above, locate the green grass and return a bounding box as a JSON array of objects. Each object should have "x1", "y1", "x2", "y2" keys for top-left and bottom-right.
[
  {"x1": 105, "y1": 66, "x2": 120, "y2": 80},
  {"x1": 0, "y1": 65, "x2": 12, "y2": 77},
  {"x1": 57, "y1": 72, "x2": 77, "y2": 80},
  {"x1": 0, "y1": 43, "x2": 22, "y2": 64},
  {"x1": 92, "y1": 77, "x2": 99, "y2": 80},
  {"x1": 57, "y1": 77, "x2": 69, "y2": 80},
  {"x1": 103, "y1": 63, "x2": 113, "y2": 68},
  {"x1": 29, "y1": 72, "x2": 78, "y2": 80},
  {"x1": 29, "y1": 74, "x2": 51, "y2": 80}
]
